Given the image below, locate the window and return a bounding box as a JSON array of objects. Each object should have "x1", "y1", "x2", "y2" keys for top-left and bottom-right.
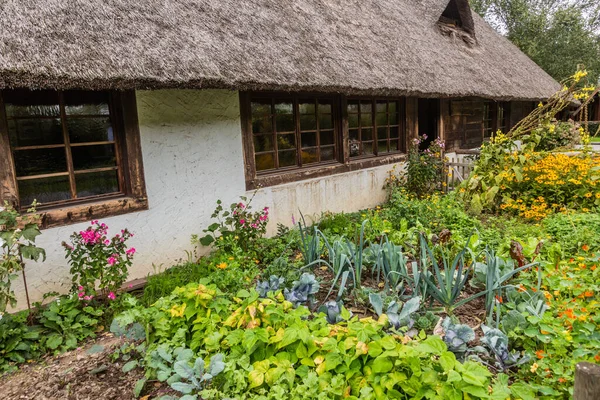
[
  {"x1": 250, "y1": 96, "x2": 337, "y2": 172},
  {"x1": 241, "y1": 92, "x2": 407, "y2": 189},
  {"x1": 483, "y1": 101, "x2": 493, "y2": 138},
  {"x1": 348, "y1": 99, "x2": 403, "y2": 157},
  {"x1": 0, "y1": 89, "x2": 147, "y2": 227}
]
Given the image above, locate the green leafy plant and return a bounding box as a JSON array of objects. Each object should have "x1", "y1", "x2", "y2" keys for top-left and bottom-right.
[
  {"x1": 0, "y1": 202, "x2": 45, "y2": 312},
  {"x1": 297, "y1": 214, "x2": 323, "y2": 266},
  {"x1": 256, "y1": 276, "x2": 285, "y2": 298},
  {"x1": 316, "y1": 300, "x2": 351, "y2": 324},
  {"x1": 480, "y1": 325, "x2": 530, "y2": 372},
  {"x1": 161, "y1": 353, "x2": 225, "y2": 399},
  {"x1": 0, "y1": 311, "x2": 43, "y2": 372},
  {"x1": 441, "y1": 317, "x2": 475, "y2": 360},
  {"x1": 283, "y1": 273, "x2": 320, "y2": 307},
  {"x1": 369, "y1": 293, "x2": 421, "y2": 329}
]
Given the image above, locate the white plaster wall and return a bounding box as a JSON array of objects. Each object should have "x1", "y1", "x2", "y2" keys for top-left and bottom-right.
[{"x1": 11, "y1": 89, "x2": 402, "y2": 309}]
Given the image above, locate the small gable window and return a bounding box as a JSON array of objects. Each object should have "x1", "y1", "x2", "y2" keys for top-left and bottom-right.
[{"x1": 438, "y1": 0, "x2": 475, "y2": 37}]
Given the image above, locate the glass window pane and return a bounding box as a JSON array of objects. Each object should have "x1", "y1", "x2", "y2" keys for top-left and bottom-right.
[
  {"x1": 319, "y1": 114, "x2": 333, "y2": 130},
  {"x1": 320, "y1": 130, "x2": 334, "y2": 146},
  {"x1": 251, "y1": 100, "x2": 271, "y2": 116},
  {"x1": 360, "y1": 113, "x2": 372, "y2": 127},
  {"x1": 277, "y1": 134, "x2": 296, "y2": 150},
  {"x1": 389, "y1": 113, "x2": 399, "y2": 125},
  {"x1": 349, "y1": 129, "x2": 359, "y2": 141},
  {"x1": 376, "y1": 113, "x2": 387, "y2": 126},
  {"x1": 301, "y1": 131, "x2": 317, "y2": 148},
  {"x1": 252, "y1": 114, "x2": 272, "y2": 134},
  {"x1": 378, "y1": 127, "x2": 388, "y2": 140},
  {"x1": 348, "y1": 114, "x2": 359, "y2": 128},
  {"x1": 360, "y1": 102, "x2": 372, "y2": 113},
  {"x1": 18, "y1": 176, "x2": 71, "y2": 207},
  {"x1": 3, "y1": 90, "x2": 60, "y2": 118},
  {"x1": 299, "y1": 102, "x2": 315, "y2": 115},
  {"x1": 278, "y1": 150, "x2": 297, "y2": 167},
  {"x1": 376, "y1": 102, "x2": 387, "y2": 113},
  {"x1": 318, "y1": 102, "x2": 332, "y2": 114},
  {"x1": 391, "y1": 139, "x2": 401, "y2": 152},
  {"x1": 390, "y1": 127, "x2": 399, "y2": 138},
  {"x1": 378, "y1": 140, "x2": 389, "y2": 154},
  {"x1": 388, "y1": 102, "x2": 398, "y2": 114},
  {"x1": 14, "y1": 148, "x2": 67, "y2": 177},
  {"x1": 253, "y1": 134, "x2": 274, "y2": 152},
  {"x1": 300, "y1": 115, "x2": 316, "y2": 131},
  {"x1": 71, "y1": 144, "x2": 117, "y2": 171},
  {"x1": 274, "y1": 102, "x2": 293, "y2": 115},
  {"x1": 76, "y1": 170, "x2": 119, "y2": 198},
  {"x1": 347, "y1": 102, "x2": 359, "y2": 113},
  {"x1": 64, "y1": 91, "x2": 110, "y2": 115},
  {"x1": 275, "y1": 113, "x2": 294, "y2": 132},
  {"x1": 321, "y1": 146, "x2": 335, "y2": 161},
  {"x1": 255, "y1": 153, "x2": 275, "y2": 171},
  {"x1": 67, "y1": 117, "x2": 113, "y2": 143},
  {"x1": 363, "y1": 141, "x2": 374, "y2": 156},
  {"x1": 362, "y1": 128, "x2": 373, "y2": 141},
  {"x1": 302, "y1": 148, "x2": 318, "y2": 165},
  {"x1": 8, "y1": 118, "x2": 63, "y2": 147}
]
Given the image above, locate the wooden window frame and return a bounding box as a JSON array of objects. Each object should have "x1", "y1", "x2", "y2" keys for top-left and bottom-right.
[
  {"x1": 0, "y1": 90, "x2": 148, "y2": 229},
  {"x1": 241, "y1": 92, "x2": 407, "y2": 190}
]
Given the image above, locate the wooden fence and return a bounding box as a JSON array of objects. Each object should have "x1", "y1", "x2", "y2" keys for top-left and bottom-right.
[{"x1": 443, "y1": 154, "x2": 476, "y2": 192}]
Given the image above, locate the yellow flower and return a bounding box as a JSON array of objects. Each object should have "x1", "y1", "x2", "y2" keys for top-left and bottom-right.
[
  {"x1": 530, "y1": 362, "x2": 539, "y2": 373},
  {"x1": 217, "y1": 262, "x2": 227, "y2": 269}
]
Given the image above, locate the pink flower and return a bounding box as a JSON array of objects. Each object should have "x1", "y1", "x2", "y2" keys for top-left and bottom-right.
[
  {"x1": 238, "y1": 203, "x2": 245, "y2": 209},
  {"x1": 292, "y1": 215, "x2": 296, "y2": 225},
  {"x1": 78, "y1": 285, "x2": 84, "y2": 291},
  {"x1": 126, "y1": 247, "x2": 136, "y2": 256},
  {"x1": 83, "y1": 295, "x2": 93, "y2": 301},
  {"x1": 104, "y1": 240, "x2": 110, "y2": 246},
  {"x1": 107, "y1": 256, "x2": 117, "y2": 266},
  {"x1": 240, "y1": 219, "x2": 246, "y2": 225},
  {"x1": 78, "y1": 292, "x2": 84, "y2": 298},
  {"x1": 107, "y1": 292, "x2": 116, "y2": 301}
]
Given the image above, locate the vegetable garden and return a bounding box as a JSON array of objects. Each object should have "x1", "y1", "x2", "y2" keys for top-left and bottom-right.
[{"x1": 0, "y1": 72, "x2": 599, "y2": 399}]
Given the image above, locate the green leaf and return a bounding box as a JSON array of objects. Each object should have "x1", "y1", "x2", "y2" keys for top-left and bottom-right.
[
  {"x1": 199, "y1": 235, "x2": 214, "y2": 246},
  {"x1": 417, "y1": 336, "x2": 446, "y2": 354},
  {"x1": 439, "y1": 351, "x2": 456, "y2": 372},
  {"x1": 372, "y1": 356, "x2": 393, "y2": 373},
  {"x1": 134, "y1": 378, "x2": 146, "y2": 397},
  {"x1": 511, "y1": 382, "x2": 537, "y2": 400},
  {"x1": 447, "y1": 370, "x2": 462, "y2": 383},
  {"x1": 45, "y1": 334, "x2": 63, "y2": 350},
  {"x1": 122, "y1": 360, "x2": 138, "y2": 373},
  {"x1": 171, "y1": 382, "x2": 195, "y2": 394}
]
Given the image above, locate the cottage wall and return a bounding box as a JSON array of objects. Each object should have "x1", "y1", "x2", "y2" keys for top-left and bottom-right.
[{"x1": 10, "y1": 89, "x2": 401, "y2": 309}]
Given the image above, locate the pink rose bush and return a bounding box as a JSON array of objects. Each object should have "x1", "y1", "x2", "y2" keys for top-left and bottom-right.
[{"x1": 63, "y1": 220, "x2": 136, "y2": 301}]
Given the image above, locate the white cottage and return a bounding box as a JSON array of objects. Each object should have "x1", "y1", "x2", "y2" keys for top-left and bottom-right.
[{"x1": 0, "y1": 0, "x2": 559, "y2": 306}]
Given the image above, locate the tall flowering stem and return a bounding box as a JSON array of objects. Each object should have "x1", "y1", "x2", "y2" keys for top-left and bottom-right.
[{"x1": 63, "y1": 221, "x2": 135, "y2": 299}]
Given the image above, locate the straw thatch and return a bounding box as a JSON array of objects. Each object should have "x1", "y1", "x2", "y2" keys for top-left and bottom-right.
[{"x1": 0, "y1": 0, "x2": 560, "y2": 100}]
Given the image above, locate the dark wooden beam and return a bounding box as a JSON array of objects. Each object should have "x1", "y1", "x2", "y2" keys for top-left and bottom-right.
[{"x1": 0, "y1": 92, "x2": 19, "y2": 208}]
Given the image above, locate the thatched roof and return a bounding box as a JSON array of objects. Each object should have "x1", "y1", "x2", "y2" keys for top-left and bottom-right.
[{"x1": 0, "y1": 0, "x2": 560, "y2": 100}]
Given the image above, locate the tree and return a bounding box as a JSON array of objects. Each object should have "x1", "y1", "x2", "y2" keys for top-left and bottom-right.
[{"x1": 470, "y1": 0, "x2": 600, "y2": 84}]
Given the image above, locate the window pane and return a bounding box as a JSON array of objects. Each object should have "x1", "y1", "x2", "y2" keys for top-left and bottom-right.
[
  {"x1": 3, "y1": 90, "x2": 60, "y2": 118},
  {"x1": 347, "y1": 101, "x2": 359, "y2": 113},
  {"x1": 318, "y1": 102, "x2": 332, "y2": 114},
  {"x1": 76, "y1": 170, "x2": 119, "y2": 197},
  {"x1": 18, "y1": 175, "x2": 71, "y2": 207},
  {"x1": 252, "y1": 115, "x2": 272, "y2": 134},
  {"x1": 363, "y1": 141, "x2": 374, "y2": 155},
  {"x1": 72, "y1": 144, "x2": 117, "y2": 170},
  {"x1": 376, "y1": 102, "x2": 387, "y2": 113},
  {"x1": 321, "y1": 146, "x2": 335, "y2": 161},
  {"x1": 299, "y1": 102, "x2": 315, "y2": 115},
  {"x1": 378, "y1": 127, "x2": 388, "y2": 140},
  {"x1": 300, "y1": 114, "x2": 316, "y2": 131},
  {"x1": 8, "y1": 118, "x2": 63, "y2": 147},
  {"x1": 319, "y1": 114, "x2": 333, "y2": 130},
  {"x1": 278, "y1": 150, "x2": 297, "y2": 167},
  {"x1": 348, "y1": 114, "x2": 359, "y2": 128},
  {"x1": 389, "y1": 113, "x2": 399, "y2": 124},
  {"x1": 255, "y1": 153, "x2": 275, "y2": 171},
  {"x1": 390, "y1": 127, "x2": 399, "y2": 138},
  {"x1": 302, "y1": 148, "x2": 318, "y2": 164},
  {"x1": 276, "y1": 114, "x2": 294, "y2": 132},
  {"x1": 349, "y1": 129, "x2": 359, "y2": 141},
  {"x1": 388, "y1": 102, "x2": 398, "y2": 114},
  {"x1": 391, "y1": 139, "x2": 401, "y2": 152},
  {"x1": 277, "y1": 134, "x2": 296, "y2": 150},
  {"x1": 67, "y1": 117, "x2": 113, "y2": 143},
  {"x1": 64, "y1": 91, "x2": 110, "y2": 115},
  {"x1": 301, "y1": 131, "x2": 317, "y2": 148},
  {"x1": 14, "y1": 148, "x2": 67, "y2": 177},
  {"x1": 251, "y1": 101, "x2": 271, "y2": 116},
  {"x1": 360, "y1": 113, "x2": 372, "y2": 127},
  {"x1": 360, "y1": 102, "x2": 372, "y2": 113},
  {"x1": 378, "y1": 140, "x2": 389, "y2": 154},
  {"x1": 349, "y1": 139, "x2": 360, "y2": 157},
  {"x1": 253, "y1": 135, "x2": 274, "y2": 152},
  {"x1": 376, "y1": 113, "x2": 387, "y2": 126},
  {"x1": 362, "y1": 128, "x2": 373, "y2": 141},
  {"x1": 320, "y1": 130, "x2": 334, "y2": 146}
]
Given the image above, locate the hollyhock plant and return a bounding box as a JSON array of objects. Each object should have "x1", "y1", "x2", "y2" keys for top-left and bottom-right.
[{"x1": 62, "y1": 220, "x2": 135, "y2": 298}]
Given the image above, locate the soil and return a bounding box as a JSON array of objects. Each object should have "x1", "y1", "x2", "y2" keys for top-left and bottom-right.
[{"x1": 0, "y1": 334, "x2": 169, "y2": 400}]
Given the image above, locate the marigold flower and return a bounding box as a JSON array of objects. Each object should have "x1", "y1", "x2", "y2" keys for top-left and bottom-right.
[
  {"x1": 217, "y1": 262, "x2": 227, "y2": 270},
  {"x1": 536, "y1": 350, "x2": 545, "y2": 359},
  {"x1": 582, "y1": 244, "x2": 590, "y2": 252}
]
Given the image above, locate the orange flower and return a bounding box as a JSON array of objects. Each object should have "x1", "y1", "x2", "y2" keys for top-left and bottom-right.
[
  {"x1": 536, "y1": 350, "x2": 545, "y2": 359},
  {"x1": 584, "y1": 291, "x2": 594, "y2": 298},
  {"x1": 216, "y1": 262, "x2": 227, "y2": 270},
  {"x1": 541, "y1": 330, "x2": 551, "y2": 335},
  {"x1": 592, "y1": 265, "x2": 597, "y2": 271},
  {"x1": 559, "y1": 378, "x2": 567, "y2": 383},
  {"x1": 495, "y1": 295, "x2": 503, "y2": 304},
  {"x1": 582, "y1": 244, "x2": 590, "y2": 252},
  {"x1": 595, "y1": 355, "x2": 600, "y2": 362}
]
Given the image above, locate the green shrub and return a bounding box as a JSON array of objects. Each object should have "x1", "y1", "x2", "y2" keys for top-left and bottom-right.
[{"x1": 543, "y1": 212, "x2": 600, "y2": 254}]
